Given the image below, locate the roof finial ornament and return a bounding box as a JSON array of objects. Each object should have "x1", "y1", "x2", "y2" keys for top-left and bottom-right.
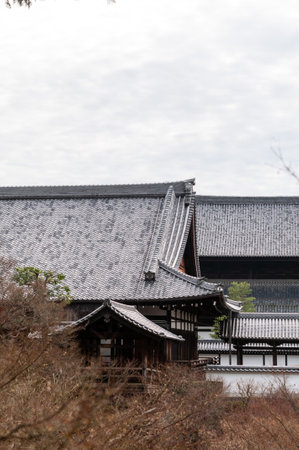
[
  {"x1": 184, "y1": 181, "x2": 194, "y2": 206},
  {"x1": 144, "y1": 271, "x2": 155, "y2": 281}
]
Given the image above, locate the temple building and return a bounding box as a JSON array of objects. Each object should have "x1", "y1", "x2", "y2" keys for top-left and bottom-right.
[
  {"x1": 196, "y1": 195, "x2": 299, "y2": 312},
  {"x1": 2, "y1": 181, "x2": 298, "y2": 369},
  {"x1": 196, "y1": 195, "x2": 299, "y2": 367},
  {"x1": 0, "y1": 179, "x2": 239, "y2": 366}
]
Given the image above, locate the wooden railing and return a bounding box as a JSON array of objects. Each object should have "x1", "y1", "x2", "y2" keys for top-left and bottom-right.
[
  {"x1": 173, "y1": 357, "x2": 218, "y2": 370},
  {"x1": 93, "y1": 366, "x2": 162, "y2": 391}
]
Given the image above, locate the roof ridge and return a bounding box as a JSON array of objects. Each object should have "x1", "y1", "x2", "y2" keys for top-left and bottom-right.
[
  {"x1": 144, "y1": 181, "x2": 197, "y2": 281},
  {"x1": 64, "y1": 303, "x2": 105, "y2": 328},
  {"x1": 239, "y1": 312, "x2": 299, "y2": 318},
  {"x1": 110, "y1": 300, "x2": 135, "y2": 310},
  {"x1": 158, "y1": 260, "x2": 220, "y2": 292},
  {"x1": 0, "y1": 179, "x2": 196, "y2": 199},
  {"x1": 0, "y1": 179, "x2": 195, "y2": 189},
  {"x1": 109, "y1": 300, "x2": 184, "y2": 341},
  {"x1": 170, "y1": 194, "x2": 195, "y2": 269},
  {"x1": 144, "y1": 186, "x2": 176, "y2": 280},
  {"x1": 216, "y1": 279, "x2": 299, "y2": 283},
  {"x1": 207, "y1": 365, "x2": 299, "y2": 373},
  {"x1": 196, "y1": 195, "x2": 299, "y2": 204}
]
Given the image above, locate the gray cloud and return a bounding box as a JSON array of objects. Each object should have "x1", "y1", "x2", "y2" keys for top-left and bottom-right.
[{"x1": 0, "y1": 0, "x2": 298, "y2": 194}]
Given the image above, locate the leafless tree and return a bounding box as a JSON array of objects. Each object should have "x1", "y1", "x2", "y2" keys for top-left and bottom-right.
[{"x1": 273, "y1": 147, "x2": 299, "y2": 184}]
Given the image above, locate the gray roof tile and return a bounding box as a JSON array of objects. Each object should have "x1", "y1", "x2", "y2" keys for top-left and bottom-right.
[
  {"x1": 222, "y1": 313, "x2": 299, "y2": 342},
  {"x1": 207, "y1": 365, "x2": 299, "y2": 373},
  {"x1": 134, "y1": 261, "x2": 221, "y2": 301},
  {"x1": 198, "y1": 339, "x2": 299, "y2": 354},
  {"x1": 144, "y1": 187, "x2": 195, "y2": 279},
  {"x1": 196, "y1": 196, "x2": 299, "y2": 257},
  {"x1": 0, "y1": 180, "x2": 222, "y2": 303}
]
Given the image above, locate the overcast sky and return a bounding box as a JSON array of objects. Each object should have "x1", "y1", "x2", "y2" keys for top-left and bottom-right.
[{"x1": 1, "y1": 0, "x2": 299, "y2": 195}]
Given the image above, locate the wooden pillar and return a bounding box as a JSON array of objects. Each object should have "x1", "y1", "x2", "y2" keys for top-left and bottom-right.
[
  {"x1": 236, "y1": 345, "x2": 243, "y2": 365},
  {"x1": 166, "y1": 341, "x2": 169, "y2": 362},
  {"x1": 158, "y1": 340, "x2": 166, "y2": 364},
  {"x1": 272, "y1": 345, "x2": 277, "y2": 366},
  {"x1": 228, "y1": 311, "x2": 232, "y2": 366},
  {"x1": 192, "y1": 333, "x2": 198, "y2": 360}
]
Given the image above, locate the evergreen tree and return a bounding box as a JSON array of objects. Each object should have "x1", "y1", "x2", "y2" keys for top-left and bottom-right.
[
  {"x1": 228, "y1": 281, "x2": 256, "y2": 312},
  {"x1": 210, "y1": 281, "x2": 256, "y2": 338}
]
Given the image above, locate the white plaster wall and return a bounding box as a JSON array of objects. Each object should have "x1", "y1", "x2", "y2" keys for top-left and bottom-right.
[
  {"x1": 218, "y1": 354, "x2": 280, "y2": 366},
  {"x1": 198, "y1": 331, "x2": 212, "y2": 340},
  {"x1": 243, "y1": 355, "x2": 263, "y2": 366},
  {"x1": 219, "y1": 354, "x2": 237, "y2": 365},
  {"x1": 211, "y1": 354, "x2": 299, "y2": 367},
  {"x1": 288, "y1": 355, "x2": 299, "y2": 366},
  {"x1": 207, "y1": 368, "x2": 299, "y2": 396}
]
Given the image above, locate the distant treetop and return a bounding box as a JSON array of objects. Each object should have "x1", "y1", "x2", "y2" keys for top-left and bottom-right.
[{"x1": 6, "y1": 0, "x2": 33, "y2": 7}]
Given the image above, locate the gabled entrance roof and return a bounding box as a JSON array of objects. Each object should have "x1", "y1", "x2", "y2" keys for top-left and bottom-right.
[{"x1": 64, "y1": 299, "x2": 184, "y2": 342}]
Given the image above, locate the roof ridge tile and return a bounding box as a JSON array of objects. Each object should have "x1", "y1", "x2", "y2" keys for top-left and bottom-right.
[
  {"x1": 158, "y1": 260, "x2": 220, "y2": 292},
  {"x1": 0, "y1": 179, "x2": 196, "y2": 199},
  {"x1": 196, "y1": 195, "x2": 299, "y2": 204},
  {"x1": 144, "y1": 186, "x2": 176, "y2": 279}
]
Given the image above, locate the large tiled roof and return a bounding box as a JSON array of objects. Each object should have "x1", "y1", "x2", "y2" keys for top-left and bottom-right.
[
  {"x1": 0, "y1": 180, "x2": 224, "y2": 303},
  {"x1": 222, "y1": 313, "x2": 299, "y2": 342},
  {"x1": 256, "y1": 299, "x2": 299, "y2": 313},
  {"x1": 196, "y1": 196, "x2": 299, "y2": 257},
  {"x1": 65, "y1": 299, "x2": 184, "y2": 341}
]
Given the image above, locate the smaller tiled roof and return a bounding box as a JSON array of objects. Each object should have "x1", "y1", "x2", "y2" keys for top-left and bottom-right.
[
  {"x1": 198, "y1": 340, "x2": 299, "y2": 354},
  {"x1": 222, "y1": 313, "x2": 299, "y2": 343},
  {"x1": 198, "y1": 340, "x2": 231, "y2": 353},
  {"x1": 64, "y1": 299, "x2": 184, "y2": 342},
  {"x1": 206, "y1": 365, "x2": 299, "y2": 373}
]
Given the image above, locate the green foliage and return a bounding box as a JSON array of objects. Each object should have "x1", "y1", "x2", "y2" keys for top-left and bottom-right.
[
  {"x1": 210, "y1": 315, "x2": 227, "y2": 339},
  {"x1": 228, "y1": 281, "x2": 256, "y2": 312},
  {"x1": 210, "y1": 282, "x2": 256, "y2": 338},
  {"x1": 13, "y1": 266, "x2": 72, "y2": 303}
]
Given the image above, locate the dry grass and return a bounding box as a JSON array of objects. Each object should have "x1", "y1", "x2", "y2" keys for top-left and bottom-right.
[
  {"x1": 1, "y1": 346, "x2": 299, "y2": 450},
  {"x1": 1, "y1": 257, "x2": 299, "y2": 449}
]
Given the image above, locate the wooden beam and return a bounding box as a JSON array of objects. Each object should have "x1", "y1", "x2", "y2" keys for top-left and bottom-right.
[{"x1": 237, "y1": 345, "x2": 243, "y2": 365}]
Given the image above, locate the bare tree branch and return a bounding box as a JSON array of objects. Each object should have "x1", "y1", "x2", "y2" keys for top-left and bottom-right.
[{"x1": 273, "y1": 147, "x2": 299, "y2": 183}]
